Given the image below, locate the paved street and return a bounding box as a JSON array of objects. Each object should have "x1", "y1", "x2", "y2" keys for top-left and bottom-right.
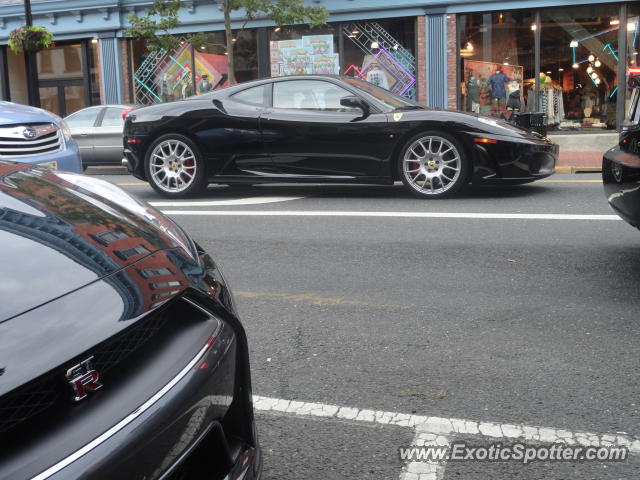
[{"x1": 103, "y1": 173, "x2": 640, "y2": 479}]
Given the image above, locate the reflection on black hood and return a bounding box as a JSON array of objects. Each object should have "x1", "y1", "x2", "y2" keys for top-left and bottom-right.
[{"x1": 0, "y1": 161, "x2": 200, "y2": 321}]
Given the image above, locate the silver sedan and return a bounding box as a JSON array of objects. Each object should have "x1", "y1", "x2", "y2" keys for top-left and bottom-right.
[{"x1": 65, "y1": 105, "x2": 134, "y2": 167}]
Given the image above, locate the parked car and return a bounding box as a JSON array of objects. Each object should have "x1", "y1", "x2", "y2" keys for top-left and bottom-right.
[
  {"x1": 123, "y1": 75, "x2": 558, "y2": 198},
  {"x1": 602, "y1": 75, "x2": 640, "y2": 229},
  {"x1": 65, "y1": 104, "x2": 133, "y2": 168},
  {"x1": 0, "y1": 161, "x2": 262, "y2": 479},
  {"x1": 0, "y1": 100, "x2": 81, "y2": 172}
]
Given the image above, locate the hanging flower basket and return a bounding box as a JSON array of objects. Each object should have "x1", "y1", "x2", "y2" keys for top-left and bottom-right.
[{"x1": 8, "y1": 26, "x2": 54, "y2": 54}]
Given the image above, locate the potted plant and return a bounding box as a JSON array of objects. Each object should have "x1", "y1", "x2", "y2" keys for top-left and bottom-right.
[{"x1": 8, "y1": 26, "x2": 54, "y2": 54}]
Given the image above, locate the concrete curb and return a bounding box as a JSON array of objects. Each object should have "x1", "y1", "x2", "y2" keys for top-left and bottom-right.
[{"x1": 555, "y1": 166, "x2": 602, "y2": 174}]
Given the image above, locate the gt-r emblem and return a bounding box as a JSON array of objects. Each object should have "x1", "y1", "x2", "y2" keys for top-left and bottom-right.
[{"x1": 66, "y1": 356, "x2": 103, "y2": 402}]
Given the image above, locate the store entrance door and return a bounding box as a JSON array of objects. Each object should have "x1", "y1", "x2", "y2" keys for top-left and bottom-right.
[{"x1": 39, "y1": 79, "x2": 87, "y2": 117}]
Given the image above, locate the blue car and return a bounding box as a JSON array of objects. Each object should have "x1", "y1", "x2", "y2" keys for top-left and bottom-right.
[{"x1": 0, "y1": 101, "x2": 81, "y2": 173}]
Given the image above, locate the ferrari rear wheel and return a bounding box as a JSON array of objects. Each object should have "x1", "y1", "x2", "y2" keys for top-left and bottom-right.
[
  {"x1": 145, "y1": 134, "x2": 208, "y2": 198},
  {"x1": 398, "y1": 132, "x2": 469, "y2": 198}
]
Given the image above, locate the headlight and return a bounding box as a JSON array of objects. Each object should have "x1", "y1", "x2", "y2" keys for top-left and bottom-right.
[{"x1": 49, "y1": 112, "x2": 72, "y2": 142}]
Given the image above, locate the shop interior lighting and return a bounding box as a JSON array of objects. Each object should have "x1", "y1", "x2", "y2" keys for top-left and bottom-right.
[
  {"x1": 274, "y1": 27, "x2": 281, "y2": 32},
  {"x1": 572, "y1": 63, "x2": 579, "y2": 69},
  {"x1": 531, "y1": 24, "x2": 537, "y2": 31},
  {"x1": 370, "y1": 41, "x2": 379, "y2": 49},
  {"x1": 588, "y1": 54, "x2": 595, "y2": 62},
  {"x1": 587, "y1": 65, "x2": 593, "y2": 74},
  {"x1": 569, "y1": 40, "x2": 579, "y2": 48},
  {"x1": 610, "y1": 19, "x2": 620, "y2": 25},
  {"x1": 558, "y1": 68, "x2": 564, "y2": 72},
  {"x1": 629, "y1": 22, "x2": 637, "y2": 31}
]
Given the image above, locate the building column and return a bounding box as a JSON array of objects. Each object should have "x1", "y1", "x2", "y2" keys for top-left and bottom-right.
[
  {"x1": 98, "y1": 32, "x2": 124, "y2": 104},
  {"x1": 446, "y1": 14, "x2": 457, "y2": 110},
  {"x1": 425, "y1": 11, "x2": 448, "y2": 109},
  {"x1": 416, "y1": 16, "x2": 427, "y2": 105}
]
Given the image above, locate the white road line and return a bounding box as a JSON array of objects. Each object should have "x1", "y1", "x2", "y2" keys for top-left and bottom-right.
[
  {"x1": 161, "y1": 210, "x2": 621, "y2": 221},
  {"x1": 400, "y1": 431, "x2": 449, "y2": 480},
  {"x1": 253, "y1": 395, "x2": 640, "y2": 480},
  {"x1": 253, "y1": 395, "x2": 640, "y2": 451},
  {"x1": 149, "y1": 196, "x2": 304, "y2": 207}
]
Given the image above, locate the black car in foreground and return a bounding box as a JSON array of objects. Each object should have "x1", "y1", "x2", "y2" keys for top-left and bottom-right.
[
  {"x1": 123, "y1": 75, "x2": 558, "y2": 199},
  {"x1": 0, "y1": 161, "x2": 261, "y2": 479},
  {"x1": 603, "y1": 75, "x2": 640, "y2": 229}
]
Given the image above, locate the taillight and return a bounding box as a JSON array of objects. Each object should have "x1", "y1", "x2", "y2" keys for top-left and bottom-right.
[{"x1": 122, "y1": 108, "x2": 133, "y2": 120}]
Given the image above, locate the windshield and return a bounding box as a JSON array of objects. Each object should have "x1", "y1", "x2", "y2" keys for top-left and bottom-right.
[{"x1": 342, "y1": 77, "x2": 420, "y2": 109}]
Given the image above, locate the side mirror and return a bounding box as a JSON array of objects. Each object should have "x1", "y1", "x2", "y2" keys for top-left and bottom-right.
[{"x1": 340, "y1": 95, "x2": 370, "y2": 117}]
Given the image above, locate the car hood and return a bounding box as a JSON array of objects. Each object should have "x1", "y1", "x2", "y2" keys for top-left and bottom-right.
[
  {"x1": 393, "y1": 107, "x2": 546, "y2": 141},
  {"x1": 0, "y1": 101, "x2": 57, "y2": 125},
  {"x1": 0, "y1": 161, "x2": 196, "y2": 321}
]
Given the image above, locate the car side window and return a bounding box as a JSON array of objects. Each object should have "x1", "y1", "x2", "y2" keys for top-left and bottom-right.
[
  {"x1": 273, "y1": 80, "x2": 360, "y2": 112},
  {"x1": 65, "y1": 108, "x2": 102, "y2": 128},
  {"x1": 100, "y1": 107, "x2": 125, "y2": 128},
  {"x1": 231, "y1": 85, "x2": 267, "y2": 106}
]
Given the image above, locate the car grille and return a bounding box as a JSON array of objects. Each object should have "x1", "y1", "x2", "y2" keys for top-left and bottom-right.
[
  {"x1": 0, "y1": 123, "x2": 62, "y2": 158},
  {"x1": 0, "y1": 299, "x2": 177, "y2": 433}
]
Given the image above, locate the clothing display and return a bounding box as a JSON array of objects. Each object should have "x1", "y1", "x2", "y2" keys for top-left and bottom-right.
[
  {"x1": 488, "y1": 70, "x2": 509, "y2": 99},
  {"x1": 506, "y1": 81, "x2": 521, "y2": 110},
  {"x1": 467, "y1": 77, "x2": 480, "y2": 113},
  {"x1": 539, "y1": 87, "x2": 565, "y2": 126}
]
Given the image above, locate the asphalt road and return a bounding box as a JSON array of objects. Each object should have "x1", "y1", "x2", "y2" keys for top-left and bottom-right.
[{"x1": 100, "y1": 173, "x2": 640, "y2": 479}]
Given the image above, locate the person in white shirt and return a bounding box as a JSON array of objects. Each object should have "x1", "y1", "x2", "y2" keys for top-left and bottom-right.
[{"x1": 366, "y1": 63, "x2": 390, "y2": 90}]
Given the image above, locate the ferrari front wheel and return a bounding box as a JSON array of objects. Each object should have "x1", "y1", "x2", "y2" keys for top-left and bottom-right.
[
  {"x1": 398, "y1": 132, "x2": 469, "y2": 199},
  {"x1": 146, "y1": 134, "x2": 208, "y2": 198}
]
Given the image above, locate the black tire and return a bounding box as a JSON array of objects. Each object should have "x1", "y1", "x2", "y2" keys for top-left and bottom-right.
[
  {"x1": 397, "y1": 131, "x2": 470, "y2": 199},
  {"x1": 145, "y1": 133, "x2": 208, "y2": 198}
]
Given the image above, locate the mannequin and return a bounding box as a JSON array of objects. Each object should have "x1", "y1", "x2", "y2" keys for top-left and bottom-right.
[
  {"x1": 467, "y1": 76, "x2": 480, "y2": 113},
  {"x1": 488, "y1": 68, "x2": 510, "y2": 105},
  {"x1": 506, "y1": 80, "x2": 521, "y2": 111}
]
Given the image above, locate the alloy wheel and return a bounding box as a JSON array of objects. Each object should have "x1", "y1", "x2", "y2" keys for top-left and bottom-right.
[
  {"x1": 149, "y1": 139, "x2": 197, "y2": 193},
  {"x1": 402, "y1": 135, "x2": 462, "y2": 196}
]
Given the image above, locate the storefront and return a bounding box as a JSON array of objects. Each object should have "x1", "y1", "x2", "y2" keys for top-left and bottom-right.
[
  {"x1": 456, "y1": 3, "x2": 640, "y2": 132},
  {"x1": 2, "y1": 40, "x2": 100, "y2": 116},
  {"x1": 129, "y1": 17, "x2": 417, "y2": 106},
  {"x1": 0, "y1": 0, "x2": 635, "y2": 139}
]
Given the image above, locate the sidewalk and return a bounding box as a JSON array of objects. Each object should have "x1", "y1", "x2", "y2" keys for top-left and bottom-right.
[{"x1": 550, "y1": 132, "x2": 616, "y2": 172}]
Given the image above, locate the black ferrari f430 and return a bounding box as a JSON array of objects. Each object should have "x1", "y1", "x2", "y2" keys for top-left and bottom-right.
[{"x1": 123, "y1": 75, "x2": 558, "y2": 198}]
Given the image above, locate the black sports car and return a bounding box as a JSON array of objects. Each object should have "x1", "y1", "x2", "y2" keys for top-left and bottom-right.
[
  {"x1": 123, "y1": 75, "x2": 558, "y2": 198},
  {"x1": 603, "y1": 75, "x2": 640, "y2": 229},
  {"x1": 0, "y1": 161, "x2": 261, "y2": 479}
]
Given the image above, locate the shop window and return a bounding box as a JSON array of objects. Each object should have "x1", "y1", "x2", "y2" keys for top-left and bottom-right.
[
  {"x1": 458, "y1": 11, "x2": 534, "y2": 121},
  {"x1": 342, "y1": 18, "x2": 417, "y2": 100},
  {"x1": 7, "y1": 50, "x2": 27, "y2": 105},
  {"x1": 132, "y1": 31, "x2": 258, "y2": 105},
  {"x1": 270, "y1": 24, "x2": 339, "y2": 77},
  {"x1": 540, "y1": 5, "x2": 621, "y2": 131},
  {"x1": 626, "y1": 5, "x2": 640, "y2": 117}
]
